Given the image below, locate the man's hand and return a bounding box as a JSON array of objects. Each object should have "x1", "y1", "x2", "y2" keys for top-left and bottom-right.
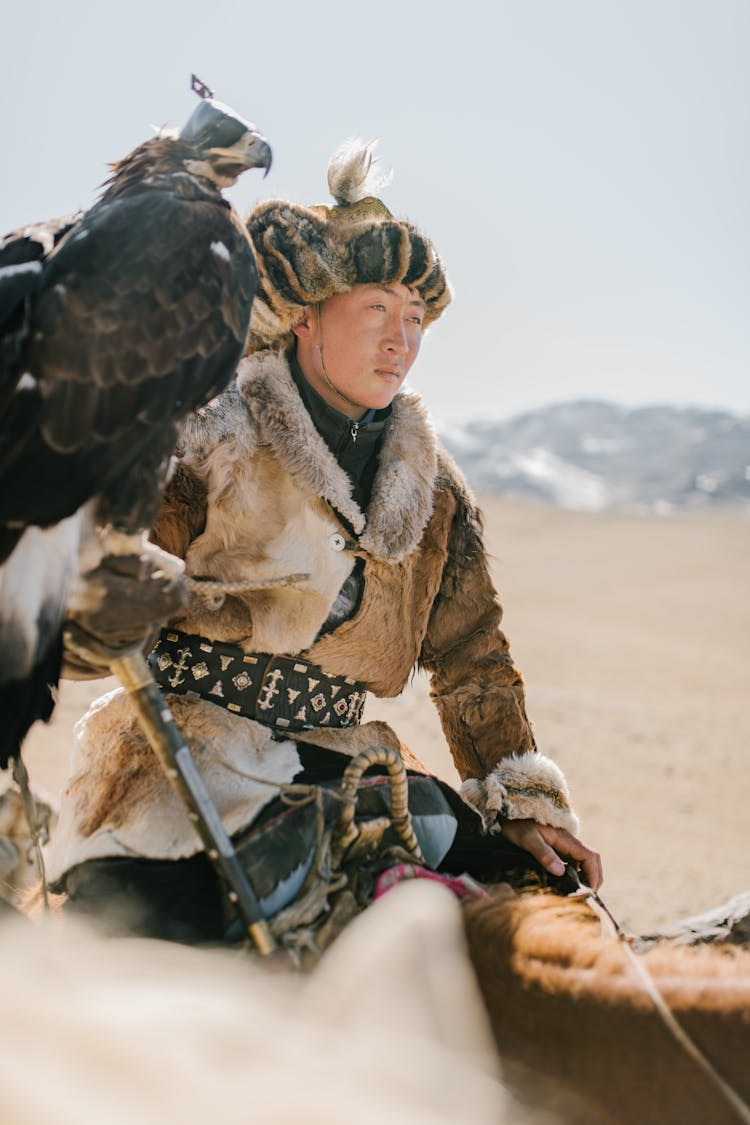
[
  {"x1": 63, "y1": 552, "x2": 186, "y2": 678},
  {"x1": 499, "y1": 817, "x2": 603, "y2": 891}
]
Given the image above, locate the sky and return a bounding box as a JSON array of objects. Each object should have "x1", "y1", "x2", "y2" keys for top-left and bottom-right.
[{"x1": 3, "y1": 0, "x2": 748, "y2": 422}]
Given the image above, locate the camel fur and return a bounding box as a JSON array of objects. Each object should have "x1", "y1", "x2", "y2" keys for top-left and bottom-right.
[{"x1": 463, "y1": 884, "x2": 750, "y2": 1125}]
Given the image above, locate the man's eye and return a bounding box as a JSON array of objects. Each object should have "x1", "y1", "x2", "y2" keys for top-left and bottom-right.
[
  {"x1": 370, "y1": 303, "x2": 386, "y2": 311},
  {"x1": 408, "y1": 315, "x2": 423, "y2": 325}
]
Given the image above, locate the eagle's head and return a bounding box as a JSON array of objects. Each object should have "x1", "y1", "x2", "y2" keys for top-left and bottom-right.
[{"x1": 180, "y1": 91, "x2": 272, "y2": 187}]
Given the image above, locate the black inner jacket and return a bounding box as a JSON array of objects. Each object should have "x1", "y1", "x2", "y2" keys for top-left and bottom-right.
[
  {"x1": 289, "y1": 348, "x2": 393, "y2": 639},
  {"x1": 288, "y1": 348, "x2": 390, "y2": 514}
]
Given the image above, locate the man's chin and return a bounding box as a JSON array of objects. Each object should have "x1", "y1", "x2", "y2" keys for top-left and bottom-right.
[{"x1": 365, "y1": 381, "x2": 404, "y2": 410}]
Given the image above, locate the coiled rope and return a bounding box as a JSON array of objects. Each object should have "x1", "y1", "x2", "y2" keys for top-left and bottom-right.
[
  {"x1": 335, "y1": 745, "x2": 424, "y2": 864},
  {"x1": 186, "y1": 572, "x2": 310, "y2": 611}
]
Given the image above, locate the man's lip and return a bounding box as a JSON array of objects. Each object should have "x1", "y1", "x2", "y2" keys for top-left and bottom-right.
[{"x1": 375, "y1": 368, "x2": 401, "y2": 378}]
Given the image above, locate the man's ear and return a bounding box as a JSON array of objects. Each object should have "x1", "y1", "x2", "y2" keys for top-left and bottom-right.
[{"x1": 292, "y1": 307, "x2": 316, "y2": 341}]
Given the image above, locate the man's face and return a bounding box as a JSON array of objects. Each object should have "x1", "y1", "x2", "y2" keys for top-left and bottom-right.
[{"x1": 293, "y1": 282, "x2": 425, "y2": 419}]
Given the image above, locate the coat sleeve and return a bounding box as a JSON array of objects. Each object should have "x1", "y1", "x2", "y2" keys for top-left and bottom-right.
[{"x1": 419, "y1": 472, "x2": 579, "y2": 834}]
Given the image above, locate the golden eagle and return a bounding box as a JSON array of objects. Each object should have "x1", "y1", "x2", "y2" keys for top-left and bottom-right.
[{"x1": 0, "y1": 77, "x2": 271, "y2": 768}]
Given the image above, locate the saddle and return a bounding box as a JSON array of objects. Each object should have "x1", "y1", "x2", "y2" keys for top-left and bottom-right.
[
  {"x1": 62, "y1": 742, "x2": 578, "y2": 954},
  {"x1": 225, "y1": 742, "x2": 579, "y2": 963}
]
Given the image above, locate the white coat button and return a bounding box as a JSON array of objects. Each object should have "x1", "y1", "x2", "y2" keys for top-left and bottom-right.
[{"x1": 329, "y1": 533, "x2": 346, "y2": 552}]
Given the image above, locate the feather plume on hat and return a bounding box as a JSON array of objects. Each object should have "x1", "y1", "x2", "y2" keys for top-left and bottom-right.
[
  {"x1": 327, "y1": 137, "x2": 394, "y2": 204},
  {"x1": 245, "y1": 139, "x2": 451, "y2": 353}
]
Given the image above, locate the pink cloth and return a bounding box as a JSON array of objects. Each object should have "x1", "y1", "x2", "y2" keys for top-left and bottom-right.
[{"x1": 373, "y1": 863, "x2": 488, "y2": 902}]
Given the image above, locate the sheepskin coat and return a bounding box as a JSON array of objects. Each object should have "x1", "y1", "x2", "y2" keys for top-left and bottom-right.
[{"x1": 46, "y1": 351, "x2": 577, "y2": 884}]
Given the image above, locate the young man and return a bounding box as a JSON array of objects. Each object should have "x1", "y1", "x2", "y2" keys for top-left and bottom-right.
[{"x1": 47, "y1": 141, "x2": 600, "y2": 940}]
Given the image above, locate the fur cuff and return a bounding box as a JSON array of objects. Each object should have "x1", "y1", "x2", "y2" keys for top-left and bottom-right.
[{"x1": 460, "y1": 750, "x2": 579, "y2": 836}]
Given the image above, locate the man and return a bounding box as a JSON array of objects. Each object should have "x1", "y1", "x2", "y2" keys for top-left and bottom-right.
[{"x1": 47, "y1": 140, "x2": 601, "y2": 941}]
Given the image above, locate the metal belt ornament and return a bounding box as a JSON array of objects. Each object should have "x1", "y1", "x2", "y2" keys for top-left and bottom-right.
[{"x1": 148, "y1": 629, "x2": 367, "y2": 732}]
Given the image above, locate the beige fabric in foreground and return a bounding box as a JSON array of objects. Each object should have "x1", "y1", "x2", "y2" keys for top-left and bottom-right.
[{"x1": 0, "y1": 882, "x2": 533, "y2": 1125}]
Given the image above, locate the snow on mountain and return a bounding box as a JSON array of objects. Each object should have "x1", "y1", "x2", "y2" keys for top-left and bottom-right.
[{"x1": 437, "y1": 401, "x2": 750, "y2": 513}]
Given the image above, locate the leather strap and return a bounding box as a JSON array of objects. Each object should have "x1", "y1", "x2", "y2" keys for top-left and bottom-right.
[{"x1": 148, "y1": 629, "x2": 367, "y2": 732}]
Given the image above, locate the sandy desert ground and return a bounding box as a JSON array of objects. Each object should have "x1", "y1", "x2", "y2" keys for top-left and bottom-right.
[{"x1": 19, "y1": 497, "x2": 750, "y2": 933}]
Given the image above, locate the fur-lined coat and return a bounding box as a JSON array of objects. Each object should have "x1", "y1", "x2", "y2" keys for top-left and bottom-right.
[{"x1": 46, "y1": 352, "x2": 577, "y2": 884}]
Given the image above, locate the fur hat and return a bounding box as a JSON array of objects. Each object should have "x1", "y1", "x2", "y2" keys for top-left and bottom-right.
[{"x1": 245, "y1": 139, "x2": 452, "y2": 352}]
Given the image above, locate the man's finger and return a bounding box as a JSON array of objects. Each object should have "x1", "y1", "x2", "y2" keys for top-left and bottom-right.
[
  {"x1": 538, "y1": 825, "x2": 603, "y2": 891},
  {"x1": 537, "y1": 825, "x2": 585, "y2": 858},
  {"x1": 521, "y1": 833, "x2": 565, "y2": 878},
  {"x1": 580, "y1": 851, "x2": 604, "y2": 892},
  {"x1": 540, "y1": 847, "x2": 566, "y2": 877}
]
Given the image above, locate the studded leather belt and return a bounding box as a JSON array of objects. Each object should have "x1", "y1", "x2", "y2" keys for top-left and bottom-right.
[{"x1": 148, "y1": 629, "x2": 367, "y2": 732}]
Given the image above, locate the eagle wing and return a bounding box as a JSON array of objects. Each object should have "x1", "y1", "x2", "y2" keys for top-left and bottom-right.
[
  {"x1": 0, "y1": 187, "x2": 257, "y2": 529},
  {"x1": 0, "y1": 215, "x2": 80, "y2": 412},
  {"x1": 0, "y1": 93, "x2": 269, "y2": 771}
]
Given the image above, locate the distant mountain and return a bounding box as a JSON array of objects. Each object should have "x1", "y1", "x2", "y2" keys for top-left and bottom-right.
[{"x1": 437, "y1": 401, "x2": 750, "y2": 513}]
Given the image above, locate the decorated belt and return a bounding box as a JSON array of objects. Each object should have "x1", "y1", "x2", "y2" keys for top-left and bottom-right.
[{"x1": 147, "y1": 629, "x2": 367, "y2": 733}]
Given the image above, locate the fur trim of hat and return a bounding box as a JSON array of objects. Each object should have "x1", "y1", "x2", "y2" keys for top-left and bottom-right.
[{"x1": 245, "y1": 139, "x2": 452, "y2": 352}]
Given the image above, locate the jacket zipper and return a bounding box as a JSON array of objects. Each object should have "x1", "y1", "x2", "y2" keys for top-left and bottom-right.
[{"x1": 350, "y1": 421, "x2": 359, "y2": 443}]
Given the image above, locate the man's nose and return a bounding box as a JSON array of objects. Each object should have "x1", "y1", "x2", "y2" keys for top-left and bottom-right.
[{"x1": 384, "y1": 316, "x2": 409, "y2": 355}]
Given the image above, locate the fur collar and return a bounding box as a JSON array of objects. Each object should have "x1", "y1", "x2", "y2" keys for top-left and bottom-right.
[{"x1": 234, "y1": 351, "x2": 439, "y2": 562}]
